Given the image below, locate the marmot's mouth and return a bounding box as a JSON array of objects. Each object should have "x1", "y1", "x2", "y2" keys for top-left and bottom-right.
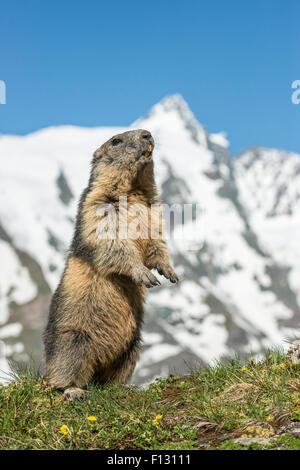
[{"x1": 142, "y1": 144, "x2": 153, "y2": 159}]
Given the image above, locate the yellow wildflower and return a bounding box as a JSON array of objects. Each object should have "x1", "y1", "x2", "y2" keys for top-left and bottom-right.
[
  {"x1": 241, "y1": 366, "x2": 248, "y2": 371},
  {"x1": 153, "y1": 414, "x2": 163, "y2": 426},
  {"x1": 280, "y1": 363, "x2": 286, "y2": 370},
  {"x1": 243, "y1": 425, "x2": 274, "y2": 438},
  {"x1": 59, "y1": 425, "x2": 69, "y2": 435},
  {"x1": 87, "y1": 416, "x2": 97, "y2": 422}
]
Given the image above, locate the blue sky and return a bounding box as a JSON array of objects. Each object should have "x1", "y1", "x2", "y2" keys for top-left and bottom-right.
[{"x1": 0, "y1": 0, "x2": 299, "y2": 155}]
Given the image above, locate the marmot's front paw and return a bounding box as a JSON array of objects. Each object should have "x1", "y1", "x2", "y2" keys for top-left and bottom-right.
[
  {"x1": 156, "y1": 263, "x2": 179, "y2": 284},
  {"x1": 133, "y1": 266, "x2": 161, "y2": 288}
]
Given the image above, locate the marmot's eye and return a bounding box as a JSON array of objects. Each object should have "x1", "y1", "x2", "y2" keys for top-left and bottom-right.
[{"x1": 112, "y1": 138, "x2": 122, "y2": 146}]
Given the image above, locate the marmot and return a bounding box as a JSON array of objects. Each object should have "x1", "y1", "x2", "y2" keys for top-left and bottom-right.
[{"x1": 43, "y1": 129, "x2": 178, "y2": 400}]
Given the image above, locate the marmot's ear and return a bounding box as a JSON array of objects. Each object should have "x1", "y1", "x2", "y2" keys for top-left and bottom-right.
[{"x1": 93, "y1": 148, "x2": 102, "y2": 159}]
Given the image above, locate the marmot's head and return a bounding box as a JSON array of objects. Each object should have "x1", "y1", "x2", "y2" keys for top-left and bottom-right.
[{"x1": 92, "y1": 129, "x2": 154, "y2": 176}]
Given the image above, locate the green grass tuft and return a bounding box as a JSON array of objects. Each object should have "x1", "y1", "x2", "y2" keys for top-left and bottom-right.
[{"x1": 0, "y1": 349, "x2": 299, "y2": 450}]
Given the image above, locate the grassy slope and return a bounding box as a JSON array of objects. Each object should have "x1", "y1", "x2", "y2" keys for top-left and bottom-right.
[{"x1": 0, "y1": 350, "x2": 299, "y2": 450}]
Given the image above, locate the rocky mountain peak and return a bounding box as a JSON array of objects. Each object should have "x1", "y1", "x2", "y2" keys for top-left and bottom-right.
[{"x1": 0, "y1": 97, "x2": 299, "y2": 385}]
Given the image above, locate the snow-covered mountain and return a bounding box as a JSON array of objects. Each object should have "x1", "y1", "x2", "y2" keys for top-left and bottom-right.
[{"x1": 0, "y1": 95, "x2": 299, "y2": 384}]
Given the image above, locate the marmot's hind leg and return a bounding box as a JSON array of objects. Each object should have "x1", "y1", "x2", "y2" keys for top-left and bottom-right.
[
  {"x1": 99, "y1": 340, "x2": 140, "y2": 385},
  {"x1": 45, "y1": 330, "x2": 96, "y2": 398}
]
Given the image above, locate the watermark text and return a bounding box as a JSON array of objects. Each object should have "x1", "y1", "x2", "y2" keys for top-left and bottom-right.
[
  {"x1": 0, "y1": 80, "x2": 6, "y2": 104},
  {"x1": 291, "y1": 80, "x2": 300, "y2": 104}
]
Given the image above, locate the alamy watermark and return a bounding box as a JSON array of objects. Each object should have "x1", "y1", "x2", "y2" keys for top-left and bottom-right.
[
  {"x1": 95, "y1": 197, "x2": 206, "y2": 251},
  {"x1": 291, "y1": 80, "x2": 300, "y2": 104},
  {"x1": 0, "y1": 80, "x2": 6, "y2": 104}
]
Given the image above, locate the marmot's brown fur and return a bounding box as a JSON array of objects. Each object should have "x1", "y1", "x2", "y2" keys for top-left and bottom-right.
[{"x1": 43, "y1": 129, "x2": 178, "y2": 400}]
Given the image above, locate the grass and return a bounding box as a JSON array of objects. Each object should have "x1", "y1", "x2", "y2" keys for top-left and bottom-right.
[{"x1": 0, "y1": 349, "x2": 299, "y2": 450}]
